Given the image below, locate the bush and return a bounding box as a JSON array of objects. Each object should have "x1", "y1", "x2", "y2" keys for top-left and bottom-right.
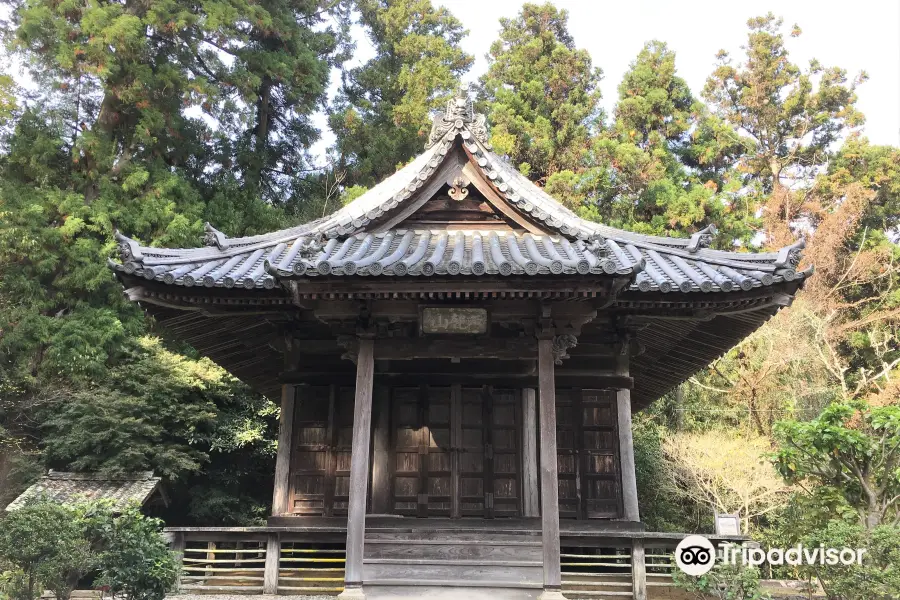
[
  {"x1": 0, "y1": 500, "x2": 178, "y2": 600},
  {"x1": 673, "y1": 561, "x2": 771, "y2": 600},
  {"x1": 798, "y1": 520, "x2": 900, "y2": 600},
  {"x1": 86, "y1": 504, "x2": 179, "y2": 600},
  {"x1": 0, "y1": 502, "x2": 92, "y2": 600}
]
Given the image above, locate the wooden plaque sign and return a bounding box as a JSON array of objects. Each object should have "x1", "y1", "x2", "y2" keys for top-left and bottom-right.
[{"x1": 421, "y1": 307, "x2": 488, "y2": 335}]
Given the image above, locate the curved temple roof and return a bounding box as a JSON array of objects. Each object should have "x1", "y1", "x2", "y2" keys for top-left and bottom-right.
[
  {"x1": 110, "y1": 89, "x2": 810, "y2": 295},
  {"x1": 109, "y1": 87, "x2": 811, "y2": 409}
]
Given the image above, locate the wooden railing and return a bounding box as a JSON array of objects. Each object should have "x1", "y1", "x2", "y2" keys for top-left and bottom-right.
[
  {"x1": 559, "y1": 534, "x2": 746, "y2": 600},
  {"x1": 166, "y1": 527, "x2": 347, "y2": 595},
  {"x1": 165, "y1": 527, "x2": 745, "y2": 598}
]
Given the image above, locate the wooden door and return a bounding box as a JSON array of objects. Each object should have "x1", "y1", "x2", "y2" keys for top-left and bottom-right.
[
  {"x1": 391, "y1": 385, "x2": 521, "y2": 518},
  {"x1": 556, "y1": 388, "x2": 621, "y2": 519},
  {"x1": 289, "y1": 385, "x2": 355, "y2": 516},
  {"x1": 490, "y1": 388, "x2": 522, "y2": 517}
]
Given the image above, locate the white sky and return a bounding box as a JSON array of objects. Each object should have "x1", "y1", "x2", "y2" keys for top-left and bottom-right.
[{"x1": 438, "y1": 0, "x2": 900, "y2": 146}]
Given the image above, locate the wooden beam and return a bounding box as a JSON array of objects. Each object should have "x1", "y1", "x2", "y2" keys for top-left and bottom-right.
[
  {"x1": 281, "y1": 371, "x2": 633, "y2": 389},
  {"x1": 170, "y1": 532, "x2": 185, "y2": 592},
  {"x1": 271, "y1": 384, "x2": 295, "y2": 516},
  {"x1": 521, "y1": 388, "x2": 539, "y2": 518},
  {"x1": 339, "y1": 338, "x2": 375, "y2": 600},
  {"x1": 376, "y1": 337, "x2": 538, "y2": 360},
  {"x1": 537, "y1": 338, "x2": 564, "y2": 598}
]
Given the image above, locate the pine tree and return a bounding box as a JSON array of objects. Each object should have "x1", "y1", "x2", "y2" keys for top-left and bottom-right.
[
  {"x1": 480, "y1": 2, "x2": 602, "y2": 181},
  {"x1": 329, "y1": 0, "x2": 473, "y2": 188},
  {"x1": 703, "y1": 13, "x2": 866, "y2": 245},
  {"x1": 0, "y1": 0, "x2": 343, "y2": 521}
]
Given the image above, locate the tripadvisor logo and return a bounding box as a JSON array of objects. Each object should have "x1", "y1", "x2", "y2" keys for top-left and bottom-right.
[{"x1": 675, "y1": 535, "x2": 868, "y2": 576}]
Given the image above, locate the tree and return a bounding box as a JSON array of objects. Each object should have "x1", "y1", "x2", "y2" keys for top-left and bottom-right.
[
  {"x1": 480, "y1": 2, "x2": 602, "y2": 181},
  {"x1": 663, "y1": 431, "x2": 788, "y2": 531},
  {"x1": 329, "y1": 0, "x2": 472, "y2": 188},
  {"x1": 773, "y1": 402, "x2": 900, "y2": 529},
  {"x1": 1, "y1": 0, "x2": 303, "y2": 523},
  {"x1": 796, "y1": 520, "x2": 900, "y2": 600},
  {"x1": 703, "y1": 13, "x2": 866, "y2": 245}
]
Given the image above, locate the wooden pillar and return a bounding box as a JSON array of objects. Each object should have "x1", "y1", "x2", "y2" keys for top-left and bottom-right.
[
  {"x1": 263, "y1": 532, "x2": 281, "y2": 594},
  {"x1": 451, "y1": 383, "x2": 462, "y2": 518},
  {"x1": 370, "y1": 385, "x2": 391, "y2": 515},
  {"x1": 522, "y1": 387, "x2": 540, "y2": 518},
  {"x1": 631, "y1": 539, "x2": 647, "y2": 600},
  {"x1": 272, "y1": 384, "x2": 296, "y2": 516},
  {"x1": 537, "y1": 339, "x2": 566, "y2": 600},
  {"x1": 617, "y1": 387, "x2": 640, "y2": 522},
  {"x1": 339, "y1": 338, "x2": 375, "y2": 600}
]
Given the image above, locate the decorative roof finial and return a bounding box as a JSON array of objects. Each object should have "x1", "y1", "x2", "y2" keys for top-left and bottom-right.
[
  {"x1": 775, "y1": 236, "x2": 806, "y2": 269},
  {"x1": 687, "y1": 224, "x2": 718, "y2": 253},
  {"x1": 203, "y1": 222, "x2": 229, "y2": 250},
  {"x1": 425, "y1": 83, "x2": 490, "y2": 149}
]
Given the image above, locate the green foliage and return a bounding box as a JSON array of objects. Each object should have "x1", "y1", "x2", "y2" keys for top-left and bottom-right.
[
  {"x1": 480, "y1": 2, "x2": 602, "y2": 181},
  {"x1": 329, "y1": 0, "x2": 472, "y2": 187},
  {"x1": 85, "y1": 503, "x2": 179, "y2": 600},
  {"x1": 0, "y1": 502, "x2": 93, "y2": 600},
  {"x1": 673, "y1": 561, "x2": 771, "y2": 600},
  {"x1": 798, "y1": 521, "x2": 900, "y2": 600},
  {"x1": 633, "y1": 418, "x2": 696, "y2": 532},
  {"x1": 0, "y1": 501, "x2": 178, "y2": 600},
  {"x1": 773, "y1": 402, "x2": 900, "y2": 529}
]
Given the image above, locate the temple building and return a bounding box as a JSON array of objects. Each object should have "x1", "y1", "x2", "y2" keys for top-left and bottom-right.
[{"x1": 110, "y1": 88, "x2": 810, "y2": 600}]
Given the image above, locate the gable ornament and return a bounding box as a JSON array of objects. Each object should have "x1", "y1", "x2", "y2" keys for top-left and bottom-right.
[{"x1": 426, "y1": 84, "x2": 491, "y2": 149}]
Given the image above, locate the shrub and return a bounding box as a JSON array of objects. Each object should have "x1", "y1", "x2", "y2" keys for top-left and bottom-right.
[
  {"x1": 86, "y1": 503, "x2": 179, "y2": 600},
  {"x1": 673, "y1": 561, "x2": 772, "y2": 600},
  {"x1": 799, "y1": 520, "x2": 900, "y2": 600},
  {"x1": 0, "y1": 500, "x2": 178, "y2": 600},
  {"x1": 0, "y1": 501, "x2": 92, "y2": 600}
]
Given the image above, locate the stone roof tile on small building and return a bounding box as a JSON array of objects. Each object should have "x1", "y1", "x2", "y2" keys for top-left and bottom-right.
[{"x1": 5, "y1": 471, "x2": 163, "y2": 512}]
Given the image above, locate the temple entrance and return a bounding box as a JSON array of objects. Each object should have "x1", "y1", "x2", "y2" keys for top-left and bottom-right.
[{"x1": 390, "y1": 385, "x2": 522, "y2": 518}]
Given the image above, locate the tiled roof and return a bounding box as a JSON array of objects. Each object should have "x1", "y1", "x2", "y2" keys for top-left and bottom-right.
[
  {"x1": 109, "y1": 88, "x2": 810, "y2": 294},
  {"x1": 5, "y1": 471, "x2": 161, "y2": 512}
]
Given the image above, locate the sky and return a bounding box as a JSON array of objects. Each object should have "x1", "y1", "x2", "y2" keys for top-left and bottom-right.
[{"x1": 434, "y1": 0, "x2": 900, "y2": 147}]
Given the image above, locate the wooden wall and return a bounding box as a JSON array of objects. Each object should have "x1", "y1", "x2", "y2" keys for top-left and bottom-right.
[{"x1": 287, "y1": 384, "x2": 623, "y2": 520}]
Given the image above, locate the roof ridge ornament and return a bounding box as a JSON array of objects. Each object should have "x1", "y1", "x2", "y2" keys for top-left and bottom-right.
[
  {"x1": 115, "y1": 230, "x2": 143, "y2": 262},
  {"x1": 687, "y1": 224, "x2": 717, "y2": 253},
  {"x1": 203, "y1": 222, "x2": 229, "y2": 250},
  {"x1": 426, "y1": 84, "x2": 491, "y2": 149},
  {"x1": 774, "y1": 236, "x2": 806, "y2": 268}
]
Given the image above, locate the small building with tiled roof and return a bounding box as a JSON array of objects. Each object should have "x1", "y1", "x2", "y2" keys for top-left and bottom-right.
[
  {"x1": 5, "y1": 471, "x2": 165, "y2": 512},
  {"x1": 109, "y1": 86, "x2": 809, "y2": 599}
]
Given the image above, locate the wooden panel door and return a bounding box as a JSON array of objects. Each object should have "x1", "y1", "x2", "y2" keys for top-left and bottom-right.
[
  {"x1": 581, "y1": 389, "x2": 621, "y2": 518},
  {"x1": 425, "y1": 387, "x2": 453, "y2": 516},
  {"x1": 289, "y1": 385, "x2": 355, "y2": 516},
  {"x1": 555, "y1": 388, "x2": 622, "y2": 519},
  {"x1": 458, "y1": 387, "x2": 486, "y2": 516},
  {"x1": 390, "y1": 387, "x2": 421, "y2": 515},
  {"x1": 490, "y1": 388, "x2": 521, "y2": 517},
  {"x1": 331, "y1": 386, "x2": 356, "y2": 515},
  {"x1": 290, "y1": 386, "x2": 332, "y2": 515},
  {"x1": 390, "y1": 385, "x2": 521, "y2": 518}
]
